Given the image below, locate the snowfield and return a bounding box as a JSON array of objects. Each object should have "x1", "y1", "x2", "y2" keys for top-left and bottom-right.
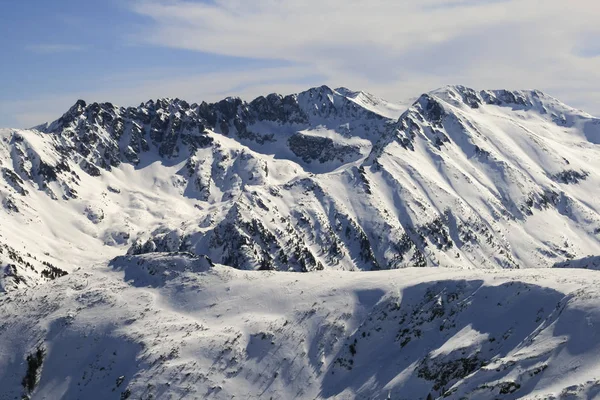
[
  {"x1": 1, "y1": 84, "x2": 600, "y2": 398},
  {"x1": 2, "y1": 255, "x2": 600, "y2": 399}
]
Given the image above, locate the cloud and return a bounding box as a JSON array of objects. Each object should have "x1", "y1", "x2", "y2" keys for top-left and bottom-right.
[
  {"x1": 128, "y1": 0, "x2": 598, "y2": 60},
  {"x1": 123, "y1": 0, "x2": 600, "y2": 115},
  {"x1": 130, "y1": 0, "x2": 518, "y2": 61},
  {"x1": 25, "y1": 44, "x2": 86, "y2": 54}
]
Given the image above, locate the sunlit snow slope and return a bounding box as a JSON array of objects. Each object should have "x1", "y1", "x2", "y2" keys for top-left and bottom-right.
[{"x1": 1, "y1": 255, "x2": 600, "y2": 399}]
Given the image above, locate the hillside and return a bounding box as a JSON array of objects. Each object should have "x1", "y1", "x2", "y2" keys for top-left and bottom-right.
[{"x1": 1, "y1": 254, "x2": 600, "y2": 399}]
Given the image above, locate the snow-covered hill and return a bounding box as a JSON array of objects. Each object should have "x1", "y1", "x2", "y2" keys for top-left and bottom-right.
[{"x1": 2, "y1": 254, "x2": 600, "y2": 399}]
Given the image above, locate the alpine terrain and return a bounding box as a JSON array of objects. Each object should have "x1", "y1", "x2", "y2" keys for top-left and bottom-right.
[{"x1": 1, "y1": 85, "x2": 600, "y2": 399}]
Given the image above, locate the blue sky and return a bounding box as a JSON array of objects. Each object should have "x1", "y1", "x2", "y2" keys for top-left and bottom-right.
[
  {"x1": 0, "y1": 0, "x2": 313, "y2": 127},
  {"x1": 1, "y1": 1, "x2": 282, "y2": 95},
  {"x1": 1, "y1": 0, "x2": 599, "y2": 127}
]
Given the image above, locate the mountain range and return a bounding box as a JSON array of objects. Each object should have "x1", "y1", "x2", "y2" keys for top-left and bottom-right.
[{"x1": 1, "y1": 85, "x2": 600, "y2": 399}]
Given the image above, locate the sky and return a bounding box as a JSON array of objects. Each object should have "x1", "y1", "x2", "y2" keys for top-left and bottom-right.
[{"x1": 1, "y1": 0, "x2": 600, "y2": 128}]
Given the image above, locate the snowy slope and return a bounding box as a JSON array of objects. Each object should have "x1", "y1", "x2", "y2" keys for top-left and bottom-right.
[
  {"x1": 365, "y1": 86, "x2": 600, "y2": 270},
  {"x1": 1, "y1": 85, "x2": 600, "y2": 292},
  {"x1": 1, "y1": 255, "x2": 600, "y2": 399},
  {"x1": 334, "y1": 87, "x2": 407, "y2": 120}
]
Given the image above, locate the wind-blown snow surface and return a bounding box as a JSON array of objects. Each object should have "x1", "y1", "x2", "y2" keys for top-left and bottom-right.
[{"x1": 2, "y1": 254, "x2": 600, "y2": 399}]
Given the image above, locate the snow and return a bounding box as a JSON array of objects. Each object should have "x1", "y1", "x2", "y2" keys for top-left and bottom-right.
[
  {"x1": 1, "y1": 85, "x2": 599, "y2": 276},
  {"x1": 0, "y1": 84, "x2": 600, "y2": 398},
  {"x1": 335, "y1": 87, "x2": 407, "y2": 120},
  {"x1": 2, "y1": 256, "x2": 600, "y2": 399}
]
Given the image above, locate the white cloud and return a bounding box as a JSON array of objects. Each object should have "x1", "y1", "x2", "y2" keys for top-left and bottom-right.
[{"x1": 126, "y1": 0, "x2": 600, "y2": 114}]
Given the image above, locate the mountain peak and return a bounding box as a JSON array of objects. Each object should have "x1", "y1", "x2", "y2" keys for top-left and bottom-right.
[
  {"x1": 426, "y1": 85, "x2": 561, "y2": 111},
  {"x1": 72, "y1": 99, "x2": 87, "y2": 109},
  {"x1": 334, "y1": 86, "x2": 357, "y2": 96}
]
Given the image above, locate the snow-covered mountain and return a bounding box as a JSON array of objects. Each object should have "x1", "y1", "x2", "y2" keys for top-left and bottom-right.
[
  {"x1": 2, "y1": 85, "x2": 599, "y2": 291},
  {"x1": 1, "y1": 84, "x2": 600, "y2": 398}
]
